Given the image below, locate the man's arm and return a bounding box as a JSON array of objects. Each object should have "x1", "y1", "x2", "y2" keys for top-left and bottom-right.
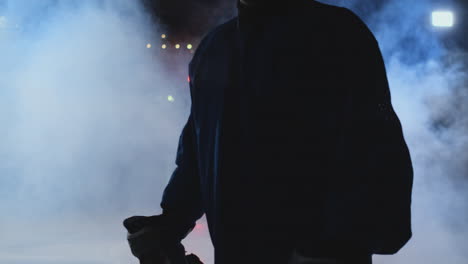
[
  {"x1": 342, "y1": 8, "x2": 414, "y2": 254},
  {"x1": 124, "y1": 83, "x2": 203, "y2": 263},
  {"x1": 342, "y1": 8, "x2": 413, "y2": 200},
  {"x1": 160, "y1": 74, "x2": 204, "y2": 227},
  {"x1": 160, "y1": 27, "x2": 217, "y2": 226},
  {"x1": 160, "y1": 113, "x2": 204, "y2": 221}
]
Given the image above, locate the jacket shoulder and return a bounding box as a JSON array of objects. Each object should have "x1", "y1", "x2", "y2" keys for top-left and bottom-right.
[
  {"x1": 340, "y1": 7, "x2": 377, "y2": 41},
  {"x1": 304, "y1": 1, "x2": 376, "y2": 41},
  {"x1": 189, "y1": 18, "x2": 237, "y2": 79}
]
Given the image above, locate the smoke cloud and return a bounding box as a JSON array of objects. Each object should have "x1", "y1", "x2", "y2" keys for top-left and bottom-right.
[
  {"x1": 0, "y1": 0, "x2": 467, "y2": 263},
  {"x1": 0, "y1": 0, "x2": 213, "y2": 263}
]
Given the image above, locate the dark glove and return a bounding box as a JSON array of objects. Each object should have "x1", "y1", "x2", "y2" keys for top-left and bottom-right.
[
  {"x1": 123, "y1": 215, "x2": 160, "y2": 234},
  {"x1": 123, "y1": 213, "x2": 196, "y2": 264},
  {"x1": 186, "y1": 253, "x2": 204, "y2": 264}
]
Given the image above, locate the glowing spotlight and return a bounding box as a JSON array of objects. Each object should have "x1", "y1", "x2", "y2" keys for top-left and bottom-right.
[
  {"x1": 187, "y1": 76, "x2": 190, "y2": 83},
  {"x1": 432, "y1": 11, "x2": 454, "y2": 27},
  {"x1": 146, "y1": 43, "x2": 152, "y2": 49},
  {"x1": 162, "y1": 44, "x2": 167, "y2": 49},
  {"x1": 168, "y1": 95, "x2": 175, "y2": 102},
  {"x1": 161, "y1": 34, "x2": 167, "y2": 39},
  {"x1": 187, "y1": 44, "x2": 193, "y2": 50},
  {"x1": 175, "y1": 44, "x2": 181, "y2": 49}
]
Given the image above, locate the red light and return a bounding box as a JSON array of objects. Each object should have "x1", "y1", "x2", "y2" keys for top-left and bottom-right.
[{"x1": 187, "y1": 76, "x2": 191, "y2": 83}]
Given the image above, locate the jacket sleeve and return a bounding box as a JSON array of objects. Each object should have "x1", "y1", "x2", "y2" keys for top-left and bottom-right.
[
  {"x1": 159, "y1": 29, "x2": 216, "y2": 225},
  {"x1": 341, "y1": 8, "x2": 414, "y2": 254},
  {"x1": 160, "y1": 82, "x2": 204, "y2": 226}
]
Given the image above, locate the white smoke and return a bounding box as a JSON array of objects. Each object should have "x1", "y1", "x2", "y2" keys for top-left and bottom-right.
[{"x1": 0, "y1": 1, "x2": 213, "y2": 263}]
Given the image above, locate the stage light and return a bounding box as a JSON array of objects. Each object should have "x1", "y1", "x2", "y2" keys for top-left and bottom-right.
[
  {"x1": 161, "y1": 34, "x2": 166, "y2": 39},
  {"x1": 146, "y1": 43, "x2": 152, "y2": 49},
  {"x1": 187, "y1": 44, "x2": 193, "y2": 50},
  {"x1": 162, "y1": 44, "x2": 167, "y2": 49},
  {"x1": 175, "y1": 44, "x2": 180, "y2": 49},
  {"x1": 168, "y1": 95, "x2": 175, "y2": 102},
  {"x1": 432, "y1": 11, "x2": 454, "y2": 27}
]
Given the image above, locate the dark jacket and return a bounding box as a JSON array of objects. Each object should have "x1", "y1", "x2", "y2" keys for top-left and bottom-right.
[{"x1": 161, "y1": 1, "x2": 413, "y2": 263}]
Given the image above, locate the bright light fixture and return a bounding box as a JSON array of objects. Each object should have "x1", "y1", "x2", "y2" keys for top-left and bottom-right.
[
  {"x1": 432, "y1": 11, "x2": 454, "y2": 27},
  {"x1": 146, "y1": 43, "x2": 152, "y2": 49},
  {"x1": 187, "y1": 44, "x2": 193, "y2": 50},
  {"x1": 162, "y1": 44, "x2": 167, "y2": 49},
  {"x1": 168, "y1": 95, "x2": 175, "y2": 102},
  {"x1": 161, "y1": 34, "x2": 166, "y2": 39},
  {"x1": 175, "y1": 44, "x2": 180, "y2": 49}
]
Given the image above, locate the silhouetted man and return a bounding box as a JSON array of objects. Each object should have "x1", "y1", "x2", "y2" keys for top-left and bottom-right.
[{"x1": 129, "y1": 0, "x2": 414, "y2": 263}]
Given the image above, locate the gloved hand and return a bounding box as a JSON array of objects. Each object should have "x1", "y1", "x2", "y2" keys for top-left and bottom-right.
[
  {"x1": 123, "y1": 212, "x2": 196, "y2": 264},
  {"x1": 123, "y1": 215, "x2": 160, "y2": 234}
]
